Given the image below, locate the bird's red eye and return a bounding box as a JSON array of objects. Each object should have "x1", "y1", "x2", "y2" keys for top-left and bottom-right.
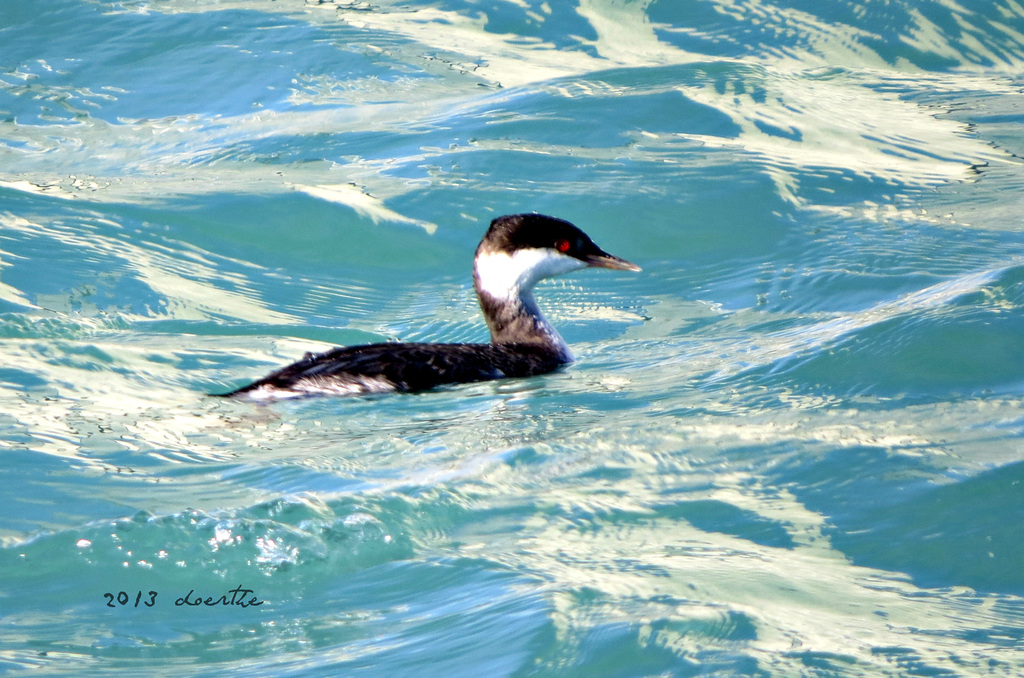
[{"x1": 555, "y1": 239, "x2": 571, "y2": 253}]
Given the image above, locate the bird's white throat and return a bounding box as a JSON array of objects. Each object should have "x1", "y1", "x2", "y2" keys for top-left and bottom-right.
[{"x1": 474, "y1": 248, "x2": 587, "y2": 301}]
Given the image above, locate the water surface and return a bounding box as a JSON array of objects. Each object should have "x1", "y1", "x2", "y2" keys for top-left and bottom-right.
[{"x1": 2, "y1": 0, "x2": 1024, "y2": 675}]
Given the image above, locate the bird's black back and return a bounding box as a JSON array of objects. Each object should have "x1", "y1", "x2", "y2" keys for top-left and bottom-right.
[{"x1": 219, "y1": 341, "x2": 566, "y2": 397}]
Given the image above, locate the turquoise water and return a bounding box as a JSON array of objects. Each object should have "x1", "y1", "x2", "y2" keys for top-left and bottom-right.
[{"x1": 2, "y1": 0, "x2": 1024, "y2": 674}]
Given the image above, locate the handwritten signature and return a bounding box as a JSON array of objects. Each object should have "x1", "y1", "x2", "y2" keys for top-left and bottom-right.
[{"x1": 103, "y1": 586, "x2": 265, "y2": 609}]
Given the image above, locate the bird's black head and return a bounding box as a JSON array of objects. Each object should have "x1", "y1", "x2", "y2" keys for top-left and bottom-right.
[{"x1": 478, "y1": 213, "x2": 640, "y2": 271}]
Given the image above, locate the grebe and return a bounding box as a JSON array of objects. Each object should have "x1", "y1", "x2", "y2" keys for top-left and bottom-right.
[{"x1": 220, "y1": 213, "x2": 640, "y2": 399}]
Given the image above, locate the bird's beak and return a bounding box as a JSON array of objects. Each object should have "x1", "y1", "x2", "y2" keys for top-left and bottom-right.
[{"x1": 584, "y1": 250, "x2": 642, "y2": 272}]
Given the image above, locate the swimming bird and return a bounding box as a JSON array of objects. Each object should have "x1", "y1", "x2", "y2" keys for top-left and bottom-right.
[{"x1": 219, "y1": 213, "x2": 640, "y2": 399}]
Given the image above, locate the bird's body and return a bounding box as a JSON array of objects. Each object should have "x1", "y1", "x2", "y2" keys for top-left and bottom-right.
[
  {"x1": 228, "y1": 342, "x2": 565, "y2": 400},
  {"x1": 220, "y1": 213, "x2": 639, "y2": 400}
]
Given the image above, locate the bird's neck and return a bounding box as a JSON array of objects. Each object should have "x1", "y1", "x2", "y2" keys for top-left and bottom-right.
[{"x1": 472, "y1": 250, "x2": 579, "y2": 362}]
